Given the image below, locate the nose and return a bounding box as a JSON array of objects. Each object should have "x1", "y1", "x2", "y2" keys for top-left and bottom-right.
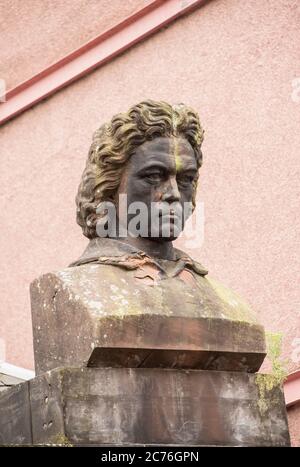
[{"x1": 161, "y1": 176, "x2": 180, "y2": 203}]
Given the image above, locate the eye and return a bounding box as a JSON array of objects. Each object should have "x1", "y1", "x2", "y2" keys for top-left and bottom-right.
[
  {"x1": 144, "y1": 172, "x2": 163, "y2": 184},
  {"x1": 177, "y1": 174, "x2": 195, "y2": 187}
]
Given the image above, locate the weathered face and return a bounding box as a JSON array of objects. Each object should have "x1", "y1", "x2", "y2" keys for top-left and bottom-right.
[{"x1": 117, "y1": 136, "x2": 198, "y2": 241}]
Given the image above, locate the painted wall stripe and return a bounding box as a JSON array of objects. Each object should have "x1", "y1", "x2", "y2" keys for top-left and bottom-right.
[
  {"x1": 0, "y1": 0, "x2": 205, "y2": 126},
  {"x1": 285, "y1": 370, "x2": 300, "y2": 407}
]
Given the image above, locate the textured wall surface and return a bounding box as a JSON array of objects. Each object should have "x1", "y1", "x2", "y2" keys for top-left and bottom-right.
[
  {"x1": 0, "y1": 0, "x2": 300, "y2": 443},
  {"x1": 0, "y1": 0, "x2": 152, "y2": 89}
]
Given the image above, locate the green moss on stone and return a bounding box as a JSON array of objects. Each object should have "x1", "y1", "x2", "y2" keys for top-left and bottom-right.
[
  {"x1": 50, "y1": 433, "x2": 73, "y2": 446},
  {"x1": 205, "y1": 276, "x2": 258, "y2": 323},
  {"x1": 255, "y1": 332, "x2": 288, "y2": 416},
  {"x1": 265, "y1": 331, "x2": 288, "y2": 383}
]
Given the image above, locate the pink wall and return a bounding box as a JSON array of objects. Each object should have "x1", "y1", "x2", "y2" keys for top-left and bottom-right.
[
  {"x1": 0, "y1": 0, "x2": 152, "y2": 89},
  {"x1": 1, "y1": 0, "x2": 300, "y2": 443}
]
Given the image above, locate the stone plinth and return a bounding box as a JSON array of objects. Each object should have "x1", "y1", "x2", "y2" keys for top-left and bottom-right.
[
  {"x1": 0, "y1": 367, "x2": 290, "y2": 446},
  {"x1": 30, "y1": 264, "x2": 266, "y2": 375}
]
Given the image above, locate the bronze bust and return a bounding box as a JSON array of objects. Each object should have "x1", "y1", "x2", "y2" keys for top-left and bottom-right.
[{"x1": 31, "y1": 100, "x2": 266, "y2": 374}]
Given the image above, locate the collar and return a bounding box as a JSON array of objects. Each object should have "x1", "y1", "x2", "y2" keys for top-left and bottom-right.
[{"x1": 69, "y1": 238, "x2": 208, "y2": 278}]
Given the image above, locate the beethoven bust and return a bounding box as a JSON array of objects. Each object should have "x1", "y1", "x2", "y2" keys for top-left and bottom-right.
[
  {"x1": 73, "y1": 100, "x2": 206, "y2": 273},
  {"x1": 31, "y1": 100, "x2": 266, "y2": 374}
]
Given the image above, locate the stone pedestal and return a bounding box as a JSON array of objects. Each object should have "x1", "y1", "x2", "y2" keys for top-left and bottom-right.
[
  {"x1": 0, "y1": 367, "x2": 290, "y2": 446},
  {"x1": 30, "y1": 265, "x2": 266, "y2": 375},
  {"x1": 0, "y1": 265, "x2": 290, "y2": 446}
]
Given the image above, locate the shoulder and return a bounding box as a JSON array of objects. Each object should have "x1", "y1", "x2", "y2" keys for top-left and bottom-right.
[{"x1": 203, "y1": 275, "x2": 260, "y2": 324}]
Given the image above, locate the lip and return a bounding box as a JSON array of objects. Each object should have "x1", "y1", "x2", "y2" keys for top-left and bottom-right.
[
  {"x1": 160, "y1": 213, "x2": 180, "y2": 223},
  {"x1": 161, "y1": 213, "x2": 178, "y2": 218},
  {"x1": 159, "y1": 209, "x2": 179, "y2": 217}
]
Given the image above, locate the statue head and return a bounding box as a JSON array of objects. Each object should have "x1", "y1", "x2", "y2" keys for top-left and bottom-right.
[{"x1": 76, "y1": 100, "x2": 204, "y2": 242}]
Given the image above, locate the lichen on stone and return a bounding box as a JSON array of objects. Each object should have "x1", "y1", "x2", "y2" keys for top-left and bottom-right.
[
  {"x1": 265, "y1": 331, "x2": 288, "y2": 383},
  {"x1": 205, "y1": 276, "x2": 259, "y2": 323},
  {"x1": 50, "y1": 433, "x2": 73, "y2": 446},
  {"x1": 255, "y1": 331, "x2": 288, "y2": 415}
]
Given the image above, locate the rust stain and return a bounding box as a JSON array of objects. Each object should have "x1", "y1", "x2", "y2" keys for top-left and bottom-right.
[
  {"x1": 96, "y1": 254, "x2": 154, "y2": 270},
  {"x1": 134, "y1": 263, "x2": 161, "y2": 286},
  {"x1": 178, "y1": 268, "x2": 198, "y2": 287}
]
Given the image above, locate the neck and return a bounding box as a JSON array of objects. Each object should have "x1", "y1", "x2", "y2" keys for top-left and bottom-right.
[{"x1": 115, "y1": 235, "x2": 175, "y2": 260}]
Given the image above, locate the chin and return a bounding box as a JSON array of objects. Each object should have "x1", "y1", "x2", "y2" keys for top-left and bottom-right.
[
  {"x1": 147, "y1": 230, "x2": 181, "y2": 242},
  {"x1": 158, "y1": 236, "x2": 177, "y2": 242},
  {"x1": 144, "y1": 221, "x2": 184, "y2": 242}
]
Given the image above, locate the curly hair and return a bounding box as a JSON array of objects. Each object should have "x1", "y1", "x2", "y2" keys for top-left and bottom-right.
[{"x1": 76, "y1": 99, "x2": 204, "y2": 238}]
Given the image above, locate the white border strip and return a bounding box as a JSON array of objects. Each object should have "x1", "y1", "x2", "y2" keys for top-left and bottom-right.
[{"x1": 0, "y1": 362, "x2": 35, "y2": 381}]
